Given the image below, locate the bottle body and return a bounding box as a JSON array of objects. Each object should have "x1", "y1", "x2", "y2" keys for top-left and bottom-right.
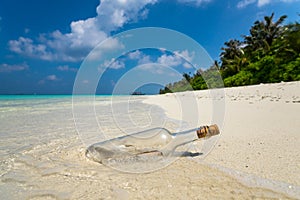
[
  {"x1": 86, "y1": 127, "x2": 174, "y2": 163},
  {"x1": 86, "y1": 125, "x2": 219, "y2": 164}
]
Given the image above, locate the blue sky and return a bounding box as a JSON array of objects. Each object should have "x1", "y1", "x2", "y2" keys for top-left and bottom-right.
[{"x1": 0, "y1": 0, "x2": 299, "y2": 94}]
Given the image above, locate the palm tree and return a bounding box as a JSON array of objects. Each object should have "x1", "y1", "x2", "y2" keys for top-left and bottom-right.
[
  {"x1": 284, "y1": 19, "x2": 300, "y2": 56},
  {"x1": 183, "y1": 72, "x2": 191, "y2": 83},
  {"x1": 244, "y1": 13, "x2": 287, "y2": 53},
  {"x1": 220, "y1": 39, "x2": 246, "y2": 77}
]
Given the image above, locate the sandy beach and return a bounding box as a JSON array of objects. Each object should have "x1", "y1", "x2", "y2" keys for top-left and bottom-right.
[
  {"x1": 144, "y1": 81, "x2": 300, "y2": 198},
  {"x1": 0, "y1": 81, "x2": 299, "y2": 199}
]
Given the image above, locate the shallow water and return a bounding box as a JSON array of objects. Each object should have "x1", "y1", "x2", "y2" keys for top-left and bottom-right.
[{"x1": 0, "y1": 95, "x2": 188, "y2": 199}]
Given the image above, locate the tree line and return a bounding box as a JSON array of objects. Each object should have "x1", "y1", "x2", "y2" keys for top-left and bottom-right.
[{"x1": 159, "y1": 13, "x2": 300, "y2": 94}]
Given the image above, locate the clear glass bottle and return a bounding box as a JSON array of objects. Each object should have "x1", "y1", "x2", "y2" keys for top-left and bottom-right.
[{"x1": 86, "y1": 124, "x2": 220, "y2": 164}]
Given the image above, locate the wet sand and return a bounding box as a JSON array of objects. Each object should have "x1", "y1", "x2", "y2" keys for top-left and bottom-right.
[{"x1": 1, "y1": 138, "x2": 294, "y2": 199}]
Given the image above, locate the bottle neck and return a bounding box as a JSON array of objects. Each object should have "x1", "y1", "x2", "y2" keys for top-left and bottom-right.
[{"x1": 171, "y1": 128, "x2": 199, "y2": 148}]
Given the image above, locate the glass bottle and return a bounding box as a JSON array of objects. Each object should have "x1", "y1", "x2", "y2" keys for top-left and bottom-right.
[{"x1": 86, "y1": 124, "x2": 220, "y2": 164}]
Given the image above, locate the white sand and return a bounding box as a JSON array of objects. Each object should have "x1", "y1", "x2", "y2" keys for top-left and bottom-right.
[{"x1": 144, "y1": 81, "x2": 300, "y2": 197}]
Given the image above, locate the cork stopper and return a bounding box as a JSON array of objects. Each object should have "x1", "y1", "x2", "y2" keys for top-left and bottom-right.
[{"x1": 196, "y1": 124, "x2": 220, "y2": 139}]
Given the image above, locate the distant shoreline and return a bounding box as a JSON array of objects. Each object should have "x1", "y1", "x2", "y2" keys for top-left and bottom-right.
[{"x1": 1, "y1": 81, "x2": 299, "y2": 97}]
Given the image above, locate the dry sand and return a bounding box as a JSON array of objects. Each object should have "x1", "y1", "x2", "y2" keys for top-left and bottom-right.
[
  {"x1": 1, "y1": 81, "x2": 299, "y2": 199},
  {"x1": 144, "y1": 81, "x2": 300, "y2": 198}
]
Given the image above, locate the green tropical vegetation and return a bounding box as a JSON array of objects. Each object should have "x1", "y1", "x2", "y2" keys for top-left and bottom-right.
[{"x1": 159, "y1": 13, "x2": 300, "y2": 94}]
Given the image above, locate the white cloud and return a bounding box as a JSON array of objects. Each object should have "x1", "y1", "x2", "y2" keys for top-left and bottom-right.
[
  {"x1": 158, "y1": 47, "x2": 167, "y2": 53},
  {"x1": 138, "y1": 55, "x2": 152, "y2": 65},
  {"x1": 8, "y1": 0, "x2": 157, "y2": 62},
  {"x1": 177, "y1": 0, "x2": 212, "y2": 6},
  {"x1": 8, "y1": 37, "x2": 57, "y2": 61},
  {"x1": 39, "y1": 74, "x2": 59, "y2": 85},
  {"x1": 38, "y1": 74, "x2": 59, "y2": 85},
  {"x1": 9, "y1": 1, "x2": 216, "y2": 62},
  {"x1": 257, "y1": 0, "x2": 271, "y2": 6},
  {"x1": 157, "y1": 54, "x2": 182, "y2": 67},
  {"x1": 174, "y1": 50, "x2": 195, "y2": 63},
  {"x1": 128, "y1": 49, "x2": 195, "y2": 69},
  {"x1": 156, "y1": 50, "x2": 195, "y2": 68},
  {"x1": 183, "y1": 62, "x2": 193, "y2": 69},
  {"x1": 138, "y1": 64, "x2": 177, "y2": 76},
  {"x1": 46, "y1": 74, "x2": 58, "y2": 81},
  {"x1": 86, "y1": 38, "x2": 124, "y2": 61},
  {"x1": 57, "y1": 65, "x2": 78, "y2": 72},
  {"x1": 109, "y1": 60, "x2": 125, "y2": 69},
  {"x1": 127, "y1": 50, "x2": 152, "y2": 65},
  {"x1": 237, "y1": 0, "x2": 299, "y2": 8},
  {"x1": 96, "y1": 0, "x2": 157, "y2": 32},
  {"x1": 128, "y1": 50, "x2": 142, "y2": 60},
  {"x1": 0, "y1": 63, "x2": 29, "y2": 73},
  {"x1": 237, "y1": 0, "x2": 256, "y2": 8},
  {"x1": 100, "y1": 58, "x2": 125, "y2": 70}
]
